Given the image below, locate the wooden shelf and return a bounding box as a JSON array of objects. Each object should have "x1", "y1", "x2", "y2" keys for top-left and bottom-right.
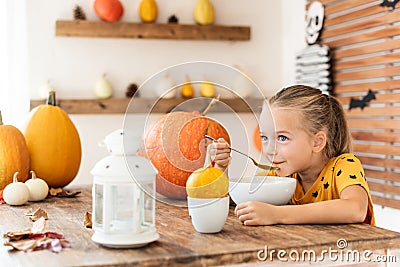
[
  {"x1": 55, "y1": 20, "x2": 251, "y2": 41},
  {"x1": 30, "y1": 97, "x2": 263, "y2": 114}
]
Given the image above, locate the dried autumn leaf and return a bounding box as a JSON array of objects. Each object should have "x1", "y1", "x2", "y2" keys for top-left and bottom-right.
[
  {"x1": 4, "y1": 230, "x2": 32, "y2": 241},
  {"x1": 31, "y1": 217, "x2": 46, "y2": 234},
  {"x1": 30, "y1": 233, "x2": 46, "y2": 239},
  {"x1": 84, "y1": 212, "x2": 92, "y2": 228},
  {"x1": 25, "y1": 207, "x2": 48, "y2": 222},
  {"x1": 44, "y1": 232, "x2": 64, "y2": 239},
  {"x1": 4, "y1": 238, "x2": 41, "y2": 251},
  {"x1": 47, "y1": 239, "x2": 63, "y2": 253},
  {"x1": 49, "y1": 187, "x2": 63, "y2": 196},
  {"x1": 4, "y1": 236, "x2": 70, "y2": 253},
  {"x1": 3, "y1": 216, "x2": 70, "y2": 253},
  {"x1": 35, "y1": 238, "x2": 63, "y2": 253},
  {"x1": 49, "y1": 187, "x2": 81, "y2": 198}
]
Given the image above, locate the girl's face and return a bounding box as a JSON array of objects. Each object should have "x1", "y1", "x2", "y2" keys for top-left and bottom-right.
[{"x1": 259, "y1": 106, "x2": 316, "y2": 177}]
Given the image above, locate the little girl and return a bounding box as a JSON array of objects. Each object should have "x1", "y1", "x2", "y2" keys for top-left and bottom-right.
[{"x1": 211, "y1": 85, "x2": 375, "y2": 226}]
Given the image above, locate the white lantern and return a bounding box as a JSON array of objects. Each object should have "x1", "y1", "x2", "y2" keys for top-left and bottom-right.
[{"x1": 91, "y1": 129, "x2": 159, "y2": 248}]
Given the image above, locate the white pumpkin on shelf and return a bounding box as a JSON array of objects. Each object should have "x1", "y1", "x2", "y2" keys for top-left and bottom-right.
[
  {"x1": 155, "y1": 73, "x2": 176, "y2": 99},
  {"x1": 94, "y1": 74, "x2": 113, "y2": 99}
]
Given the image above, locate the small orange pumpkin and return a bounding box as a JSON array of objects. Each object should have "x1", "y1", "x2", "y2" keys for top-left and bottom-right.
[
  {"x1": 94, "y1": 0, "x2": 124, "y2": 22},
  {"x1": 24, "y1": 91, "x2": 82, "y2": 188},
  {"x1": 140, "y1": 111, "x2": 230, "y2": 199},
  {"x1": 139, "y1": 0, "x2": 158, "y2": 23},
  {"x1": 253, "y1": 125, "x2": 262, "y2": 152},
  {"x1": 0, "y1": 112, "x2": 30, "y2": 190}
]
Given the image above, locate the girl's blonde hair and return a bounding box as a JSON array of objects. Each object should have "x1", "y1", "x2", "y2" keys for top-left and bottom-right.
[{"x1": 268, "y1": 85, "x2": 352, "y2": 159}]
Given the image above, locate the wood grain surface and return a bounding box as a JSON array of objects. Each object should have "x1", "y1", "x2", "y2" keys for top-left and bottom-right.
[
  {"x1": 56, "y1": 20, "x2": 251, "y2": 41},
  {"x1": 1, "y1": 186, "x2": 400, "y2": 266},
  {"x1": 30, "y1": 97, "x2": 263, "y2": 114}
]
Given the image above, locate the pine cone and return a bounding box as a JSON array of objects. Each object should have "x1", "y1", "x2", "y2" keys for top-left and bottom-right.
[
  {"x1": 73, "y1": 5, "x2": 86, "y2": 20},
  {"x1": 126, "y1": 83, "x2": 139, "y2": 98},
  {"x1": 168, "y1": 15, "x2": 179, "y2": 24}
]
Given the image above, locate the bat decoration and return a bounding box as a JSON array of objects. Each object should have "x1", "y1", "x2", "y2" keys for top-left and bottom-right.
[
  {"x1": 349, "y1": 90, "x2": 376, "y2": 110},
  {"x1": 380, "y1": 0, "x2": 399, "y2": 10}
]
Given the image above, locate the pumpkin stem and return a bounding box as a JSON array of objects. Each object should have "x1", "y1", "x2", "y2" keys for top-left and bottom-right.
[
  {"x1": 13, "y1": 172, "x2": 19, "y2": 183},
  {"x1": 47, "y1": 90, "x2": 57, "y2": 106},
  {"x1": 30, "y1": 170, "x2": 37, "y2": 180},
  {"x1": 201, "y1": 94, "x2": 220, "y2": 116},
  {"x1": 0, "y1": 110, "x2": 3, "y2": 125}
]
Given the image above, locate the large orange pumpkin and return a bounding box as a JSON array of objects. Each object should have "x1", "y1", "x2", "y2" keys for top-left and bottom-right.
[
  {"x1": 94, "y1": 0, "x2": 124, "y2": 22},
  {"x1": 140, "y1": 111, "x2": 230, "y2": 199},
  {"x1": 24, "y1": 91, "x2": 82, "y2": 188},
  {"x1": 0, "y1": 112, "x2": 30, "y2": 189}
]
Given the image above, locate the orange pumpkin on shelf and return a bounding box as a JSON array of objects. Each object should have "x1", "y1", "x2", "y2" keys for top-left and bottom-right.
[
  {"x1": 139, "y1": 0, "x2": 158, "y2": 23},
  {"x1": 0, "y1": 112, "x2": 30, "y2": 190},
  {"x1": 24, "y1": 91, "x2": 82, "y2": 188},
  {"x1": 139, "y1": 111, "x2": 230, "y2": 199},
  {"x1": 253, "y1": 125, "x2": 262, "y2": 152},
  {"x1": 94, "y1": 0, "x2": 124, "y2": 22}
]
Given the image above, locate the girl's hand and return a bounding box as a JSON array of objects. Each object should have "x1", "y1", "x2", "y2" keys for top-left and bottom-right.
[
  {"x1": 234, "y1": 201, "x2": 279, "y2": 226},
  {"x1": 209, "y1": 138, "x2": 231, "y2": 171}
]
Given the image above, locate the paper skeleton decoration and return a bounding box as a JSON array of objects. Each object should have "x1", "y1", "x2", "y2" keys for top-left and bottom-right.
[
  {"x1": 380, "y1": 0, "x2": 399, "y2": 10},
  {"x1": 296, "y1": 1, "x2": 331, "y2": 93},
  {"x1": 306, "y1": 1, "x2": 324, "y2": 45},
  {"x1": 348, "y1": 90, "x2": 376, "y2": 110},
  {"x1": 295, "y1": 44, "x2": 331, "y2": 93}
]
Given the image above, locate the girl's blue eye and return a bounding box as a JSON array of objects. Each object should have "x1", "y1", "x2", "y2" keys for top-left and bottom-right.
[
  {"x1": 278, "y1": 135, "x2": 288, "y2": 142},
  {"x1": 260, "y1": 135, "x2": 268, "y2": 142}
]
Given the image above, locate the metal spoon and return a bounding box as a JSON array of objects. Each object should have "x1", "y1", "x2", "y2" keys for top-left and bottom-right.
[{"x1": 204, "y1": 135, "x2": 279, "y2": 171}]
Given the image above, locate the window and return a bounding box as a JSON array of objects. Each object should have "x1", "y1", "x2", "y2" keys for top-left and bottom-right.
[{"x1": 0, "y1": 0, "x2": 29, "y2": 129}]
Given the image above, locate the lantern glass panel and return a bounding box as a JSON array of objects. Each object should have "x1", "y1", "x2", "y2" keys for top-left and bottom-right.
[
  {"x1": 108, "y1": 183, "x2": 141, "y2": 233},
  {"x1": 142, "y1": 181, "x2": 155, "y2": 226},
  {"x1": 93, "y1": 183, "x2": 104, "y2": 228}
]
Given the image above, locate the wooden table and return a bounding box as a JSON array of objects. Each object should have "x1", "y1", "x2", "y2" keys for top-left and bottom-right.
[{"x1": 1, "y1": 185, "x2": 400, "y2": 266}]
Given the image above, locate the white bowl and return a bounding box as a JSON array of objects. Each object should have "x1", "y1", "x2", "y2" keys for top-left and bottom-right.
[
  {"x1": 187, "y1": 196, "x2": 229, "y2": 233},
  {"x1": 229, "y1": 176, "x2": 296, "y2": 205}
]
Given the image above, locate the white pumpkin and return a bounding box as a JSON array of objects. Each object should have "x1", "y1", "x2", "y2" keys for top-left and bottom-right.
[
  {"x1": 3, "y1": 172, "x2": 30, "y2": 206},
  {"x1": 155, "y1": 73, "x2": 176, "y2": 99},
  {"x1": 25, "y1": 171, "x2": 49, "y2": 201},
  {"x1": 94, "y1": 74, "x2": 113, "y2": 99}
]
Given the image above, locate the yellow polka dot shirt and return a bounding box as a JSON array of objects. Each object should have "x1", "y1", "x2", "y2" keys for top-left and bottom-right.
[{"x1": 289, "y1": 153, "x2": 375, "y2": 225}]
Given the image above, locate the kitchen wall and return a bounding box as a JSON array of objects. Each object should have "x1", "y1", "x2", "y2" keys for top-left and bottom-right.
[
  {"x1": 25, "y1": 0, "x2": 306, "y2": 185},
  {"x1": 28, "y1": 0, "x2": 300, "y2": 100}
]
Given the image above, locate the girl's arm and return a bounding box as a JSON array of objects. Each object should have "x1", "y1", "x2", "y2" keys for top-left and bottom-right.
[{"x1": 235, "y1": 185, "x2": 368, "y2": 225}]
